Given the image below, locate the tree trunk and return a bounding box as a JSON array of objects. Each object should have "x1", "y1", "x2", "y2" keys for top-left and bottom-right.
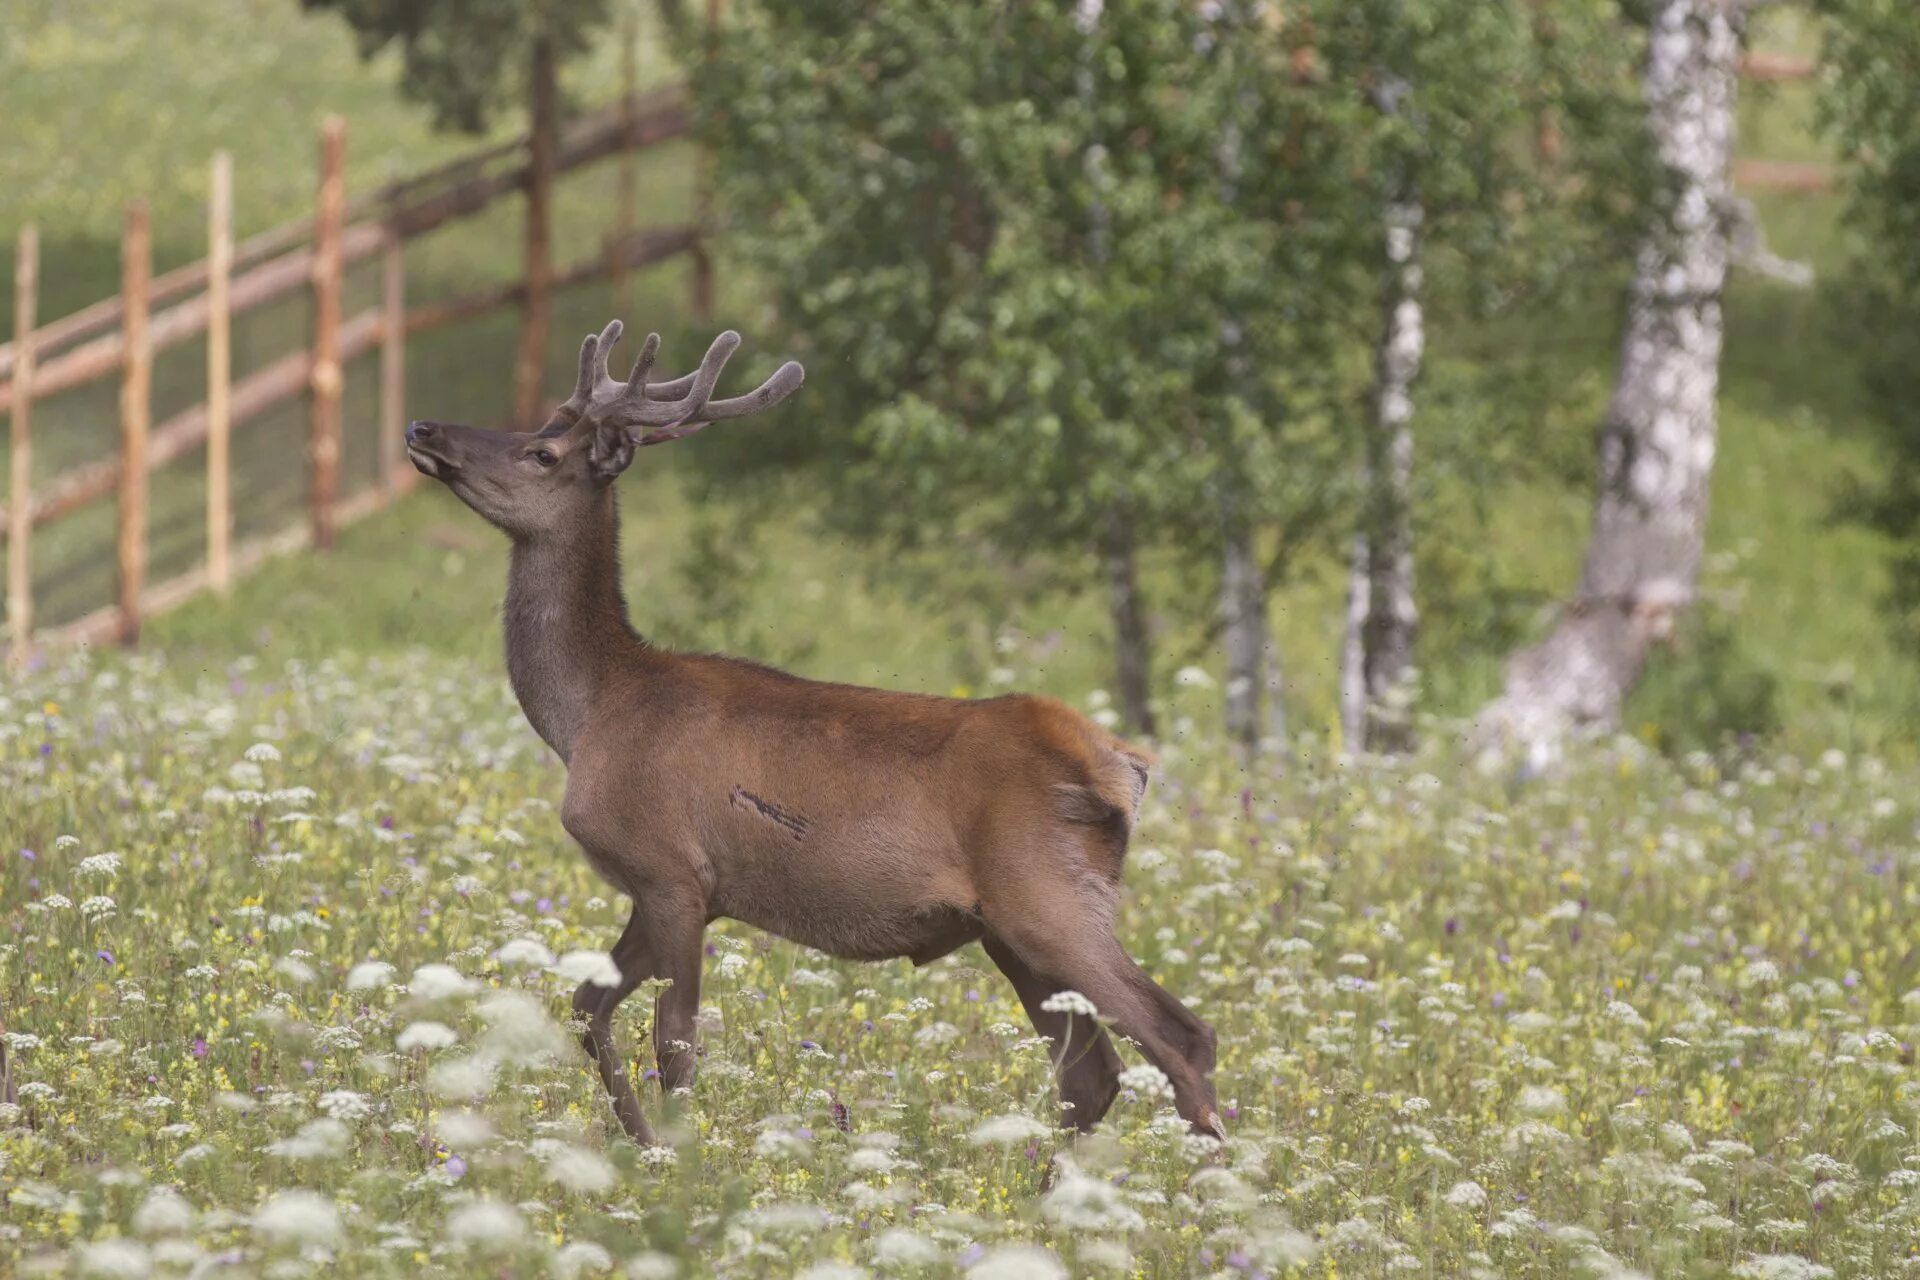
[
  {"x1": 1263, "y1": 622, "x2": 1287, "y2": 744},
  {"x1": 1477, "y1": 0, "x2": 1744, "y2": 764},
  {"x1": 1102, "y1": 506, "x2": 1156, "y2": 738},
  {"x1": 1220, "y1": 501, "x2": 1267, "y2": 758},
  {"x1": 1340, "y1": 534, "x2": 1369, "y2": 749},
  {"x1": 513, "y1": 35, "x2": 558, "y2": 428},
  {"x1": 1209, "y1": 0, "x2": 1277, "y2": 759},
  {"x1": 1357, "y1": 195, "x2": 1423, "y2": 753}
]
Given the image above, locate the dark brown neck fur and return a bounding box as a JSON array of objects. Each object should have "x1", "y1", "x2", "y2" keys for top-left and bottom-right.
[{"x1": 503, "y1": 487, "x2": 644, "y2": 760}]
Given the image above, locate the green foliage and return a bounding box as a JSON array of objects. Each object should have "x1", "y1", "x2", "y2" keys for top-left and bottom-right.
[
  {"x1": 1817, "y1": 0, "x2": 1920, "y2": 658},
  {"x1": 1626, "y1": 603, "x2": 1783, "y2": 756},
  {"x1": 298, "y1": 0, "x2": 614, "y2": 132},
  {"x1": 683, "y1": 0, "x2": 1333, "y2": 560}
]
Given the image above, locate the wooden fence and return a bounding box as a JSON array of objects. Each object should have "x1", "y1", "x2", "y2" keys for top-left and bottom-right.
[{"x1": 0, "y1": 84, "x2": 698, "y2": 666}]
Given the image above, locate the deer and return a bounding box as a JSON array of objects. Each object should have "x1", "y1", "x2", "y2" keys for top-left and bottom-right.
[{"x1": 403, "y1": 320, "x2": 1223, "y2": 1145}]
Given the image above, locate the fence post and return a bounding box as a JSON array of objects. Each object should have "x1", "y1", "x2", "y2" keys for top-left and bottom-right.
[
  {"x1": 689, "y1": 0, "x2": 723, "y2": 322},
  {"x1": 514, "y1": 35, "x2": 558, "y2": 427},
  {"x1": 7, "y1": 226, "x2": 37, "y2": 670},
  {"x1": 311, "y1": 117, "x2": 345, "y2": 550},
  {"x1": 208, "y1": 151, "x2": 234, "y2": 593},
  {"x1": 118, "y1": 202, "x2": 152, "y2": 646},
  {"x1": 380, "y1": 227, "x2": 407, "y2": 496}
]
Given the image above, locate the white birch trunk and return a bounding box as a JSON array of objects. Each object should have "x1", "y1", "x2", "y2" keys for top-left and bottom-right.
[
  {"x1": 1220, "y1": 510, "x2": 1266, "y2": 756},
  {"x1": 1358, "y1": 194, "x2": 1424, "y2": 753},
  {"x1": 1477, "y1": 0, "x2": 1744, "y2": 767},
  {"x1": 1341, "y1": 534, "x2": 1371, "y2": 750}
]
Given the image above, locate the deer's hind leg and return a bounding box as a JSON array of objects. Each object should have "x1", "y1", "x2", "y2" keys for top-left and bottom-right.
[
  {"x1": 983, "y1": 934, "x2": 1124, "y2": 1131},
  {"x1": 980, "y1": 837, "x2": 1222, "y2": 1138}
]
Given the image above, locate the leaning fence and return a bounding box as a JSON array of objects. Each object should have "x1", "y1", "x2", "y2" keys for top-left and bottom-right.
[{"x1": 0, "y1": 84, "x2": 700, "y2": 665}]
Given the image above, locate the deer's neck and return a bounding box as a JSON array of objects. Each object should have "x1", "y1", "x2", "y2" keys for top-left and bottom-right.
[{"x1": 503, "y1": 490, "x2": 643, "y2": 763}]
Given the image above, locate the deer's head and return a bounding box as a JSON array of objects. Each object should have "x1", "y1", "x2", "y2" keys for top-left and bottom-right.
[{"x1": 405, "y1": 321, "x2": 804, "y2": 540}]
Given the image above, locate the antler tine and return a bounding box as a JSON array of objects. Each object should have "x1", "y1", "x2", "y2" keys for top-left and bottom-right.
[
  {"x1": 628, "y1": 332, "x2": 662, "y2": 392},
  {"x1": 606, "y1": 330, "x2": 741, "y2": 427},
  {"x1": 559, "y1": 319, "x2": 626, "y2": 418},
  {"x1": 636, "y1": 359, "x2": 806, "y2": 446},
  {"x1": 568, "y1": 324, "x2": 804, "y2": 443}
]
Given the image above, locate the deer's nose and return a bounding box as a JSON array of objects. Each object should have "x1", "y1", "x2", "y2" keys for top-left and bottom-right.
[{"x1": 405, "y1": 421, "x2": 437, "y2": 446}]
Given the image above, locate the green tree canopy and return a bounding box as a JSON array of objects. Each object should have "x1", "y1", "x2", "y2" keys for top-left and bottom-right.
[{"x1": 299, "y1": 0, "x2": 613, "y2": 131}]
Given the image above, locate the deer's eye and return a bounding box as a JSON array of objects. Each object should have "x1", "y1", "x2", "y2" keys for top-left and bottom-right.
[{"x1": 529, "y1": 448, "x2": 559, "y2": 469}]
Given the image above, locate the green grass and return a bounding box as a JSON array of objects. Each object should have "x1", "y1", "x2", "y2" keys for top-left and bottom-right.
[{"x1": 6, "y1": 651, "x2": 1920, "y2": 1277}]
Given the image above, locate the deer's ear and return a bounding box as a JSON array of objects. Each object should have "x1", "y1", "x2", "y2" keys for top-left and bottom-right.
[{"x1": 587, "y1": 420, "x2": 636, "y2": 480}]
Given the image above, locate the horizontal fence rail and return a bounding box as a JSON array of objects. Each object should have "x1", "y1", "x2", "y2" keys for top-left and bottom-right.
[{"x1": 1, "y1": 82, "x2": 701, "y2": 663}]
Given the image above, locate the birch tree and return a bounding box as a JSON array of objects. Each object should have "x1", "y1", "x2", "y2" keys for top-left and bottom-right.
[
  {"x1": 690, "y1": 1, "x2": 1337, "y2": 742},
  {"x1": 1321, "y1": 0, "x2": 1584, "y2": 754},
  {"x1": 1478, "y1": 0, "x2": 1750, "y2": 765}
]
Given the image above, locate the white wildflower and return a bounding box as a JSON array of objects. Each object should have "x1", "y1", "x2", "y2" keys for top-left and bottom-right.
[
  {"x1": 554, "y1": 1240, "x2": 615, "y2": 1278},
  {"x1": 445, "y1": 1198, "x2": 526, "y2": 1249},
  {"x1": 1038, "y1": 990, "x2": 1098, "y2": 1018},
  {"x1": 318, "y1": 1090, "x2": 372, "y2": 1122},
  {"x1": 436, "y1": 1110, "x2": 496, "y2": 1146},
  {"x1": 627, "y1": 1251, "x2": 680, "y2": 1280},
  {"x1": 77, "y1": 1239, "x2": 151, "y2": 1279},
  {"x1": 429, "y1": 1054, "x2": 497, "y2": 1101},
  {"x1": 552, "y1": 951, "x2": 623, "y2": 988},
  {"x1": 1173, "y1": 666, "x2": 1215, "y2": 689},
  {"x1": 264, "y1": 1117, "x2": 350, "y2": 1160},
  {"x1": 542, "y1": 1143, "x2": 617, "y2": 1194},
  {"x1": 966, "y1": 1244, "x2": 1067, "y2": 1280},
  {"x1": 1444, "y1": 1180, "x2": 1488, "y2": 1210},
  {"x1": 346, "y1": 961, "x2": 397, "y2": 992},
  {"x1": 872, "y1": 1229, "x2": 943, "y2": 1268},
  {"x1": 409, "y1": 963, "x2": 478, "y2": 1000},
  {"x1": 77, "y1": 853, "x2": 122, "y2": 878},
  {"x1": 478, "y1": 990, "x2": 567, "y2": 1065},
  {"x1": 968, "y1": 1114, "x2": 1051, "y2": 1146},
  {"x1": 244, "y1": 742, "x2": 282, "y2": 763},
  {"x1": 1077, "y1": 1239, "x2": 1132, "y2": 1271},
  {"x1": 132, "y1": 1187, "x2": 195, "y2": 1237},
  {"x1": 1732, "y1": 1257, "x2": 1834, "y2": 1280},
  {"x1": 1042, "y1": 1166, "x2": 1146, "y2": 1233},
  {"x1": 397, "y1": 1021, "x2": 460, "y2": 1052},
  {"x1": 740, "y1": 1203, "x2": 830, "y2": 1236},
  {"x1": 251, "y1": 1190, "x2": 341, "y2": 1244},
  {"x1": 273, "y1": 956, "x2": 316, "y2": 985},
  {"x1": 494, "y1": 937, "x2": 556, "y2": 968},
  {"x1": 1116, "y1": 1063, "x2": 1173, "y2": 1102},
  {"x1": 797, "y1": 1266, "x2": 869, "y2": 1280}
]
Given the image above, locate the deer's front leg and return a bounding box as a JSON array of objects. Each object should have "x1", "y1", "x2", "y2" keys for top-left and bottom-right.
[
  {"x1": 573, "y1": 876, "x2": 708, "y2": 1143},
  {"x1": 574, "y1": 907, "x2": 655, "y2": 1145},
  {"x1": 647, "y1": 899, "x2": 706, "y2": 1095}
]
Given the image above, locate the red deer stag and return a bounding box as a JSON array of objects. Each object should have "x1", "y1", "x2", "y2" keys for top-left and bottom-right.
[{"x1": 404, "y1": 321, "x2": 1222, "y2": 1143}]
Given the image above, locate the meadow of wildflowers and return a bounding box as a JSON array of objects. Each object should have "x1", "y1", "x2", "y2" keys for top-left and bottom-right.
[{"x1": 4, "y1": 648, "x2": 1920, "y2": 1278}]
